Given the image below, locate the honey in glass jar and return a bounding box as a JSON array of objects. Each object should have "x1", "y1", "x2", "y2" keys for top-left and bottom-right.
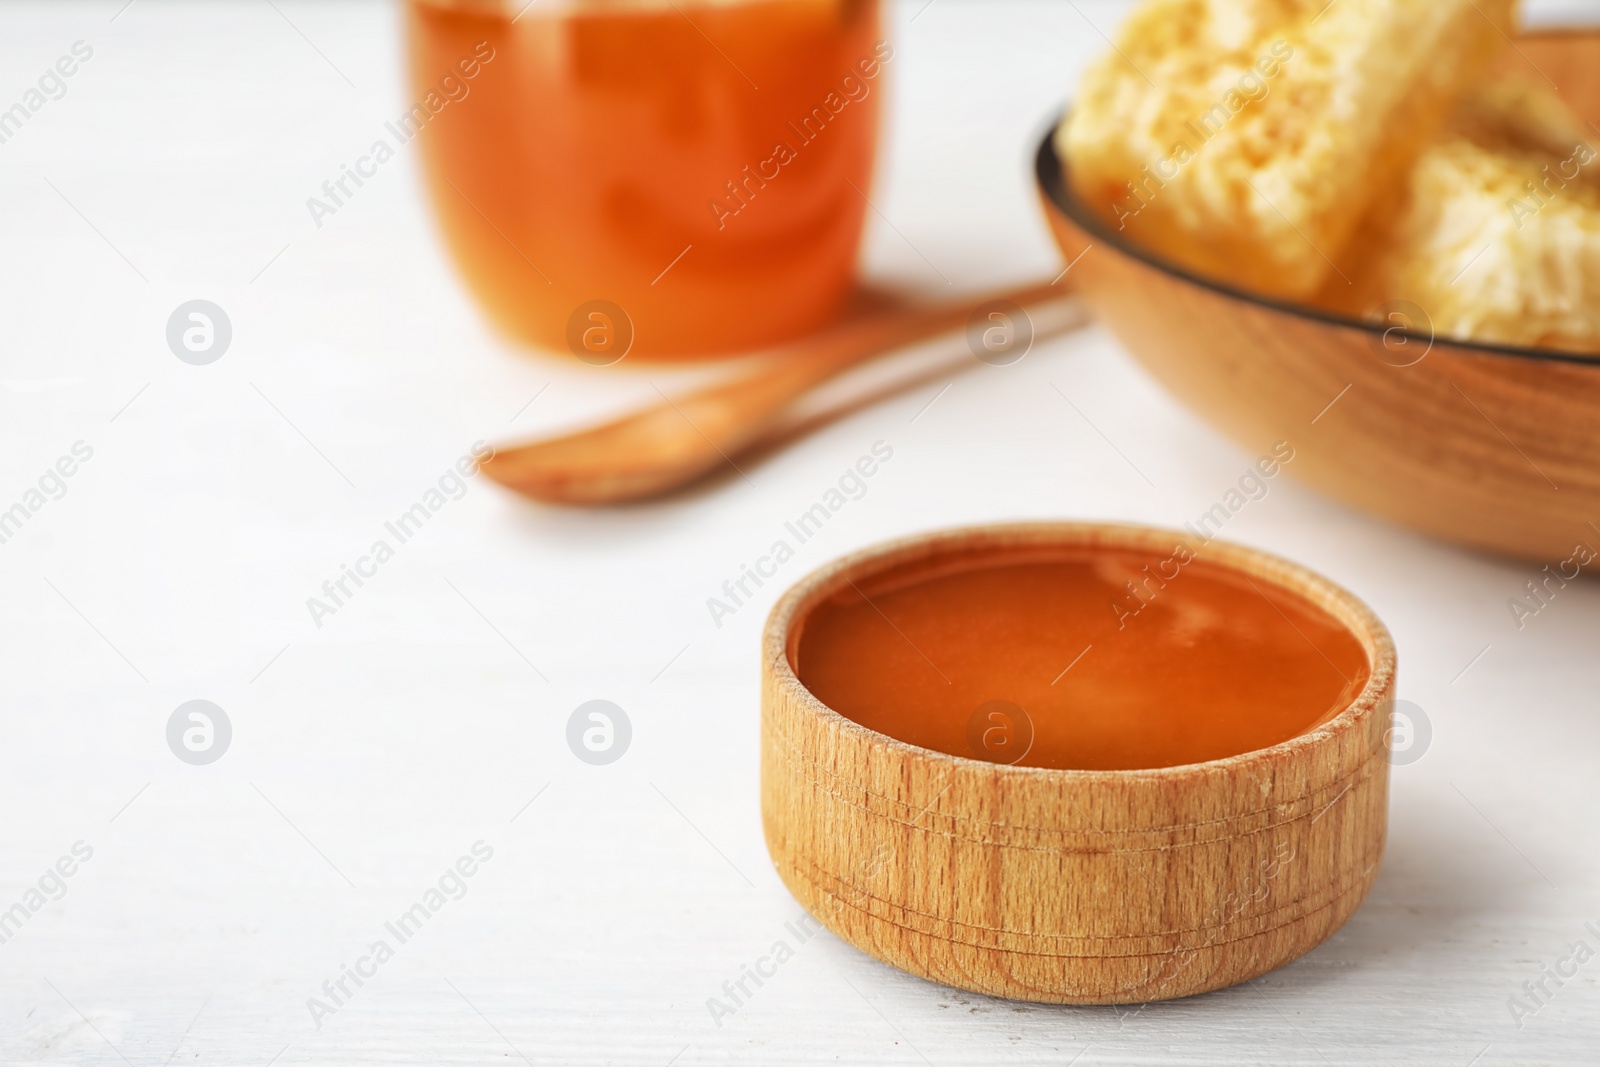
[{"x1": 406, "y1": 0, "x2": 885, "y2": 359}]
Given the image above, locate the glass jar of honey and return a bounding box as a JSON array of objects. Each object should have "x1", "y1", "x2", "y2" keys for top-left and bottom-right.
[{"x1": 405, "y1": 0, "x2": 886, "y2": 360}]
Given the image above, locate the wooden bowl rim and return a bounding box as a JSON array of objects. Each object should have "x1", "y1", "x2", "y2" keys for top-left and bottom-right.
[
  {"x1": 763, "y1": 521, "x2": 1397, "y2": 782},
  {"x1": 1034, "y1": 39, "x2": 1600, "y2": 369}
]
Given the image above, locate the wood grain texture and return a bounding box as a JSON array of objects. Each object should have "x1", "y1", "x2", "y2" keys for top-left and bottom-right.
[
  {"x1": 761, "y1": 523, "x2": 1395, "y2": 1005},
  {"x1": 1037, "y1": 31, "x2": 1600, "y2": 565}
]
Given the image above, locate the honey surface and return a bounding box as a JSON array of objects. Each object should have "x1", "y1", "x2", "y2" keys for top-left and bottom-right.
[{"x1": 792, "y1": 545, "x2": 1371, "y2": 770}]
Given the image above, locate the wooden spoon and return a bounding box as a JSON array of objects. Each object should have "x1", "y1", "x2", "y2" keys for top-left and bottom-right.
[{"x1": 480, "y1": 280, "x2": 1082, "y2": 505}]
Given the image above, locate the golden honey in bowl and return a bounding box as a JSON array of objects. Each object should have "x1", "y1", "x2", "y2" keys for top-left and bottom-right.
[
  {"x1": 406, "y1": 0, "x2": 884, "y2": 359},
  {"x1": 790, "y1": 541, "x2": 1371, "y2": 770},
  {"x1": 763, "y1": 524, "x2": 1394, "y2": 1003}
]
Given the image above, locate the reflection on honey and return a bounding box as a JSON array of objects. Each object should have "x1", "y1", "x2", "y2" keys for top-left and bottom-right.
[{"x1": 406, "y1": 0, "x2": 884, "y2": 359}]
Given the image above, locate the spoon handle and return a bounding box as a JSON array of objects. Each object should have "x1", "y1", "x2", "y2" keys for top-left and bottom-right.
[{"x1": 482, "y1": 279, "x2": 1078, "y2": 505}]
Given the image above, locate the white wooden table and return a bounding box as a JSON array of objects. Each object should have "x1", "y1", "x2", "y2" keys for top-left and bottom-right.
[{"x1": 2, "y1": 1, "x2": 1597, "y2": 1063}]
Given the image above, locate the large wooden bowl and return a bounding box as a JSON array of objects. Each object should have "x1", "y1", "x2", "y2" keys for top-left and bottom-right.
[
  {"x1": 762, "y1": 523, "x2": 1394, "y2": 1004},
  {"x1": 1037, "y1": 32, "x2": 1600, "y2": 563}
]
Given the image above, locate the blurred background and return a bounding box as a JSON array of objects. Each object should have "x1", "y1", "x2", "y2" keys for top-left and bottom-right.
[{"x1": 2, "y1": 1, "x2": 1599, "y2": 1064}]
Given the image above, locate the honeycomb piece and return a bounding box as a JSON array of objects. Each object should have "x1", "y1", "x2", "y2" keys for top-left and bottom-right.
[
  {"x1": 1336, "y1": 77, "x2": 1600, "y2": 354},
  {"x1": 1058, "y1": 0, "x2": 1515, "y2": 301}
]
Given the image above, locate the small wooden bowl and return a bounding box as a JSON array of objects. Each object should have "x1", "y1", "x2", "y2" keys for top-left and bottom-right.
[
  {"x1": 1036, "y1": 32, "x2": 1600, "y2": 564},
  {"x1": 761, "y1": 523, "x2": 1394, "y2": 1004}
]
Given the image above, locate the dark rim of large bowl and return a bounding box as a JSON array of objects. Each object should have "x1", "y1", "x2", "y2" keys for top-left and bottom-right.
[{"x1": 1034, "y1": 122, "x2": 1600, "y2": 368}]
